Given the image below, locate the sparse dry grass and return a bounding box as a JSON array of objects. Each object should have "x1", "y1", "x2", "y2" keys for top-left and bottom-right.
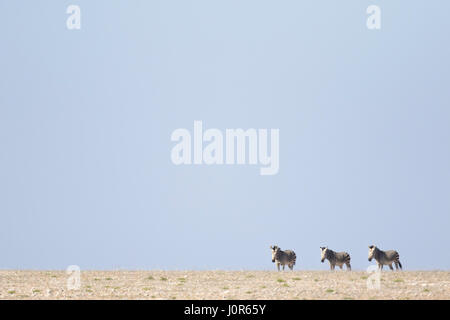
[{"x1": 0, "y1": 270, "x2": 448, "y2": 300}]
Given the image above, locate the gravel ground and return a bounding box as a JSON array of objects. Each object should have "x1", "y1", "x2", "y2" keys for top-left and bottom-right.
[{"x1": 0, "y1": 270, "x2": 448, "y2": 300}]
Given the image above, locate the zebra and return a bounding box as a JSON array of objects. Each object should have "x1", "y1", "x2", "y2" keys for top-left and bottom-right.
[
  {"x1": 320, "y1": 247, "x2": 351, "y2": 271},
  {"x1": 368, "y1": 245, "x2": 403, "y2": 271},
  {"x1": 270, "y1": 245, "x2": 296, "y2": 271}
]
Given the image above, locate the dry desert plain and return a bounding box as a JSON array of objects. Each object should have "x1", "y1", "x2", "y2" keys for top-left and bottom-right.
[{"x1": 0, "y1": 270, "x2": 449, "y2": 300}]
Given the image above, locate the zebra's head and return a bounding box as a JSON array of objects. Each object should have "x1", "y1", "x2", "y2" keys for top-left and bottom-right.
[
  {"x1": 270, "y1": 245, "x2": 280, "y2": 263},
  {"x1": 368, "y1": 245, "x2": 376, "y2": 261},
  {"x1": 320, "y1": 247, "x2": 328, "y2": 263}
]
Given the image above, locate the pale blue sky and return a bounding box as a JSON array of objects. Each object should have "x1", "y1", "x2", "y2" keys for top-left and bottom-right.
[{"x1": 0, "y1": 1, "x2": 449, "y2": 270}]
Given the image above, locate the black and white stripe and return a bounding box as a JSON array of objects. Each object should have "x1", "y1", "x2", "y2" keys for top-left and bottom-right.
[
  {"x1": 270, "y1": 245, "x2": 297, "y2": 271},
  {"x1": 368, "y1": 245, "x2": 403, "y2": 271},
  {"x1": 320, "y1": 247, "x2": 351, "y2": 271}
]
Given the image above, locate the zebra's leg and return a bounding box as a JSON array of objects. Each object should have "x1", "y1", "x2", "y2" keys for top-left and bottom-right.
[
  {"x1": 276, "y1": 262, "x2": 280, "y2": 271},
  {"x1": 389, "y1": 264, "x2": 394, "y2": 271},
  {"x1": 282, "y1": 264, "x2": 285, "y2": 271},
  {"x1": 339, "y1": 265, "x2": 343, "y2": 270},
  {"x1": 346, "y1": 262, "x2": 351, "y2": 271},
  {"x1": 394, "y1": 262, "x2": 399, "y2": 270},
  {"x1": 378, "y1": 263, "x2": 383, "y2": 271},
  {"x1": 331, "y1": 264, "x2": 335, "y2": 271},
  {"x1": 289, "y1": 264, "x2": 294, "y2": 271}
]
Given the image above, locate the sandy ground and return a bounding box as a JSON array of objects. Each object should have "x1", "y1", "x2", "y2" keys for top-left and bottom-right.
[{"x1": 0, "y1": 270, "x2": 449, "y2": 300}]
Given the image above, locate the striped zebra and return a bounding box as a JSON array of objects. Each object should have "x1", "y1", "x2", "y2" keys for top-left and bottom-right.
[
  {"x1": 270, "y1": 245, "x2": 296, "y2": 271},
  {"x1": 320, "y1": 247, "x2": 351, "y2": 271},
  {"x1": 368, "y1": 245, "x2": 403, "y2": 271}
]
